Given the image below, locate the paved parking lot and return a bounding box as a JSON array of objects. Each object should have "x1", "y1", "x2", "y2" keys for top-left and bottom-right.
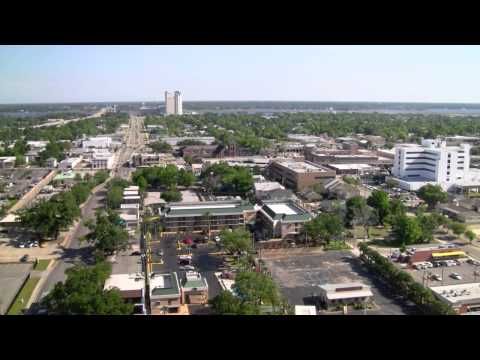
[
  {"x1": 403, "y1": 260, "x2": 480, "y2": 287},
  {"x1": 0, "y1": 168, "x2": 50, "y2": 199},
  {"x1": 150, "y1": 233, "x2": 222, "y2": 300},
  {"x1": 262, "y1": 250, "x2": 418, "y2": 315},
  {"x1": 0, "y1": 263, "x2": 32, "y2": 314}
]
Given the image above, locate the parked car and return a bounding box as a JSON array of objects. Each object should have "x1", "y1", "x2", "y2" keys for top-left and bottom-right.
[
  {"x1": 180, "y1": 265, "x2": 195, "y2": 271},
  {"x1": 450, "y1": 272, "x2": 462, "y2": 280},
  {"x1": 424, "y1": 262, "x2": 434, "y2": 268},
  {"x1": 432, "y1": 274, "x2": 442, "y2": 281},
  {"x1": 20, "y1": 254, "x2": 29, "y2": 262},
  {"x1": 17, "y1": 242, "x2": 25, "y2": 248},
  {"x1": 156, "y1": 250, "x2": 163, "y2": 257},
  {"x1": 131, "y1": 251, "x2": 141, "y2": 256},
  {"x1": 215, "y1": 236, "x2": 221, "y2": 243}
]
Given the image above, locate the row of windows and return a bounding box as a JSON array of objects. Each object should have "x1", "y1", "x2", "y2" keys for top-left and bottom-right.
[
  {"x1": 405, "y1": 167, "x2": 435, "y2": 173},
  {"x1": 405, "y1": 162, "x2": 436, "y2": 167},
  {"x1": 405, "y1": 157, "x2": 438, "y2": 161}
]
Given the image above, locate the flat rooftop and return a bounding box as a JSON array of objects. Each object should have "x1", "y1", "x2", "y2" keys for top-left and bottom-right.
[
  {"x1": 261, "y1": 201, "x2": 311, "y2": 222},
  {"x1": 430, "y1": 283, "x2": 480, "y2": 305},
  {"x1": 319, "y1": 282, "x2": 373, "y2": 300},
  {"x1": 254, "y1": 181, "x2": 285, "y2": 192},
  {"x1": 328, "y1": 163, "x2": 377, "y2": 171},
  {"x1": 274, "y1": 160, "x2": 330, "y2": 173},
  {"x1": 104, "y1": 273, "x2": 145, "y2": 292}
]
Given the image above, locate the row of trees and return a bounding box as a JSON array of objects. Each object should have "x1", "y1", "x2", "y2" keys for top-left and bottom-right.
[
  {"x1": 145, "y1": 112, "x2": 480, "y2": 154},
  {"x1": 18, "y1": 171, "x2": 109, "y2": 242},
  {"x1": 359, "y1": 243, "x2": 456, "y2": 315}
]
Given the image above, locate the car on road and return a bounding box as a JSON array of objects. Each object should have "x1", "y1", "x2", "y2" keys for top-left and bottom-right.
[
  {"x1": 432, "y1": 274, "x2": 442, "y2": 281},
  {"x1": 424, "y1": 262, "x2": 434, "y2": 268},
  {"x1": 131, "y1": 251, "x2": 141, "y2": 256},
  {"x1": 156, "y1": 250, "x2": 164, "y2": 257},
  {"x1": 20, "y1": 254, "x2": 29, "y2": 262},
  {"x1": 179, "y1": 265, "x2": 195, "y2": 271},
  {"x1": 450, "y1": 272, "x2": 462, "y2": 280}
]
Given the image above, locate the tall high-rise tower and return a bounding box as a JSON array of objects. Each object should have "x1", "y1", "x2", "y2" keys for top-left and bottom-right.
[
  {"x1": 165, "y1": 91, "x2": 175, "y2": 115},
  {"x1": 174, "y1": 91, "x2": 183, "y2": 115}
]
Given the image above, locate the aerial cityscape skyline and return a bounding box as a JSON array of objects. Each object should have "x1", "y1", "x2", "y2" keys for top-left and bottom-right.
[{"x1": 3, "y1": 45, "x2": 480, "y2": 104}]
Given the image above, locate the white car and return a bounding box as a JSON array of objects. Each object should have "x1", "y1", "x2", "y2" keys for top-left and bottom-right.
[
  {"x1": 182, "y1": 265, "x2": 195, "y2": 271},
  {"x1": 450, "y1": 273, "x2": 462, "y2": 280},
  {"x1": 432, "y1": 274, "x2": 442, "y2": 281},
  {"x1": 18, "y1": 243, "x2": 25, "y2": 248},
  {"x1": 424, "y1": 262, "x2": 434, "y2": 268},
  {"x1": 215, "y1": 236, "x2": 221, "y2": 242}
]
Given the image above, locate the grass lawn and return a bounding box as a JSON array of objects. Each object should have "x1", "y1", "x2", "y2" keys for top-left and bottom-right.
[
  {"x1": 352, "y1": 226, "x2": 390, "y2": 239},
  {"x1": 7, "y1": 277, "x2": 40, "y2": 315},
  {"x1": 34, "y1": 259, "x2": 51, "y2": 271},
  {"x1": 324, "y1": 240, "x2": 350, "y2": 251}
]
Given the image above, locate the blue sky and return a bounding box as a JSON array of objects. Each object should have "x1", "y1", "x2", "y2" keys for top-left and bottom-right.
[{"x1": 1, "y1": 45, "x2": 480, "y2": 104}]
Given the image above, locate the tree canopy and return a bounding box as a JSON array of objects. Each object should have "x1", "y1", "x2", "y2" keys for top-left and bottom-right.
[
  {"x1": 41, "y1": 262, "x2": 134, "y2": 315},
  {"x1": 417, "y1": 184, "x2": 448, "y2": 210}
]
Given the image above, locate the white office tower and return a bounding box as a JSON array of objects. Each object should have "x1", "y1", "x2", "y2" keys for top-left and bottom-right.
[
  {"x1": 174, "y1": 91, "x2": 183, "y2": 115},
  {"x1": 391, "y1": 138, "x2": 472, "y2": 191},
  {"x1": 165, "y1": 91, "x2": 175, "y2": 115}
]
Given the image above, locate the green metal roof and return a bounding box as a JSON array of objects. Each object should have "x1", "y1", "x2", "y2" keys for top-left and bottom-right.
[
  {"x1": 182, "y1": 277, "x2": 208, "y2": 290},
  {"x1": 54, "y1": 172, "x2": 77, "y2": 181},
  {"x1": 151, "y1": 272, "x2": 180, "y2": 297},
  {"x1": 165, "y1": 203, "x2": 254, "y2": 218}
]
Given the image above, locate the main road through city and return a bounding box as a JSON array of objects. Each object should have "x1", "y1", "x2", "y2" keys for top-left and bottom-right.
[{"x1": 31, "y1": 114, "x2": 145, "y2": 306}]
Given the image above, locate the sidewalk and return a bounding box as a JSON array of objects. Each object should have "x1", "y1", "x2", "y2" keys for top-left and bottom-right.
[{"x1": 26, "y1": 259, "x2": 57, "y2": 309}]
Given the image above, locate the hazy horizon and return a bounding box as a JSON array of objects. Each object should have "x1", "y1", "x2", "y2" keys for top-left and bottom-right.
[{"x1": 3, "y1": 45, "x2": 480, "y2": 104}]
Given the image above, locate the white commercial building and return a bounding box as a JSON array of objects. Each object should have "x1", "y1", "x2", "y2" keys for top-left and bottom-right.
[
  {"x1": 59, "y1": 157, "x2": 82, "y2": 170},
  {"x1": 430, "y1": 283, "x2": 480, "y2": 314},
  {"x1": 82, "y1": 136, "x2": 112, "y2": 149},
  {"x1": 91, "y1": 151, "x2": 114, "y2": 169},
  {"x1": 392, "y1": 138, "x2": 477, "y2": 191},
  {"x1": 165, "y1": 90, "x2": 183, "y2": 115},
  {"x1": 254, "y1": 181, "x2": 286, "y2": 200},
  {"x1": 318, "y1": 283, "x2": 373, "y2": 308},
  {"x1": 294, "y1": 305, "x2": 317, "y2": 315}
]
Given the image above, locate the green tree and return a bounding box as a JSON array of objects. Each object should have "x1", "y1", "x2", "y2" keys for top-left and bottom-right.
[
  {"x1": 161, "y1": 188, "x2": 182, "y2": 202},
  {"x1": 219, "y1": 228, "x2": 252, "y2": 254},
  {"x1": 41, "y1": 262, "x2": 134, "y2": 315},
  {"x1": 106, "y1": 186, "x2": 123, "y2": 209},
  {"x1": 449, "y1": 221, "x2": 467, "y2": 237},
  {"x1": 367, "y1": 190, "x2": 390, "y2": 226},
  {"x1": 304, "y1": 213, "x2": 344, "y2": 245},
  {"x1": 417, "y1": 184, "x2": 448, "y2": 210},
  {"x1": 209, "y1": 290, "x2": 261, "y2": 315},
  {"x1": 149, "y1": 140, "x2": 172, "y2": 153},
  {"x1": 392, "y1": 215, "x2": 423, "y2": 245},
  {"x1": 136, "y1": 176, "x2": 148, "y2": 192},
  {"x1": 465, "y1": 229, "x2": 476, "y2": 244},
  {"x1": 346, "y1": 196, "x2": 375, "y2": 238},
  {"x1": 177, "y1": 169, "x2": 196, "y2": 187},
  {"x1": 83, "y1": 211, "x2": 129, "y2": 260},
  {"x1": 234, "y1": 271, "x2": 280, "y2": 308}
]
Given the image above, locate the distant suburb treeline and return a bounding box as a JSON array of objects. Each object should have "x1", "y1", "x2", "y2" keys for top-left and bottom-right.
[{"x1": 144, "y1": 112, "x2": 480, "y2": 153}]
